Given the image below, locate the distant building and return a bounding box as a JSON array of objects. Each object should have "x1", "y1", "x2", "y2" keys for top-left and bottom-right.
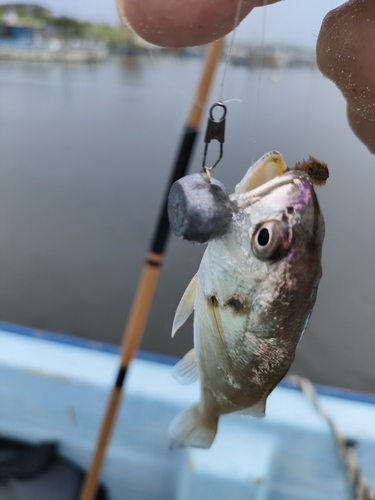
[{"x1": 0, "y1": 8, "x2": 44, "y2": 39}]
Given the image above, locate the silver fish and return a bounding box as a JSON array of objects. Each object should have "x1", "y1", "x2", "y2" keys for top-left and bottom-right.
[{"x1": 169, "y1": 151, "x2": 325, "y2": 449}]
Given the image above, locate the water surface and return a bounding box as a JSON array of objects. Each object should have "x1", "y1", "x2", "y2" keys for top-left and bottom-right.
[{"x1": 0, "y1": 56, "x2": 374, "y2": 392}]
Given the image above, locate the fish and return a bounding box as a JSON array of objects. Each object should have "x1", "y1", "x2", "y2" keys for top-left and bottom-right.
[{"x1": 169, "y1": 151, "x2": 326, "y2": 449}]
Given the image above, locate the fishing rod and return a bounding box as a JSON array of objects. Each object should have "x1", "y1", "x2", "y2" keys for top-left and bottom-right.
[{"x1": 79, "y1": 37, "x2": 225, "y2": 500}]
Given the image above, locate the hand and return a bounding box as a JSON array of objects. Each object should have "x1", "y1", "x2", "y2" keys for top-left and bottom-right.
[
  {"x1": 118, "y1": 0, "x2": 375, "y2": 154},
  {"x1": 116, "y1": 0, "x2": 280, "y2": 48},
  {"x1": 316, "y1": 1, "x2": 375, "y2": 154}
]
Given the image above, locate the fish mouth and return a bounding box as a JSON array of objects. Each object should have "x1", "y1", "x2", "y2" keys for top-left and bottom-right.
[
  {"x1": 234, "y1": 151, "x2": 289, "y2": 195},
  {"x1": 231, "y1": 167, "x2": 312, "y2": 206},
  {"x1": 232, "y1": 150, "x2": 313, "y2": 205}
]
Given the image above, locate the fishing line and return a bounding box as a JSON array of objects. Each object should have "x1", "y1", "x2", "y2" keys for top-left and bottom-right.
[
  {"x1": 251, "y1": 5, "x2": 267, "y2": 165},
  {"x1": 146, "y1": 43, "x2": 239, "y2": 131},
  {"x1": 188, "y1": 0, "x2": 245, "y2": 178},
  {"x1": 221, "y1": 98, "x2": 242, "y2": 104},
  {"x1": 145, "y1": 0, "x2": 246, "y2": 131},
  {"x1": 203, "y1": 0, "x2": 269, "y2": 176},
  {"x1": 219, "y1": 0, "x2": 244, "y2": 100}
]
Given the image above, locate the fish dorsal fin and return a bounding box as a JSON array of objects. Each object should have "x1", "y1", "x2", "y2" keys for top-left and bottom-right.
[
  {"x1": 172, "y1": 275, "x2": 197, "y2": 338},
  {"x1": 172, "y1": 349, "x2": 198, "y2": 385},
  {"x1": 235, "y1": 397, "x2": 267, "y2": 418},
  {"x1": 234, "y1": 151, "x2": 287, "y2": 194}
]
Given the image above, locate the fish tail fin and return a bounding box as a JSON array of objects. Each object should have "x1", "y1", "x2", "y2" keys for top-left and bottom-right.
[{"x1": 169, "y1": 405, "x2": 217, "y2": 449}]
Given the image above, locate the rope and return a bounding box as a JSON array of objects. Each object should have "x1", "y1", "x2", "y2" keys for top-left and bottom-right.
[{"x1": 288, "y1": 376, "x2": 375, "y2": 500}]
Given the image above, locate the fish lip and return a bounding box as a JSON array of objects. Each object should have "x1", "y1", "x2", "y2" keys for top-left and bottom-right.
[{"x1": 230, "y1": 170, "x2": 312, "y2": 206}]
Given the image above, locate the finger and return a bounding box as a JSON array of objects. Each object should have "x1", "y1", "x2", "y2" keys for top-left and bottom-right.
[
  {"x1": 317, "y1": 0, "x2": 375, "y2": 122},
  {"x1": 347, "y1": 105, "x2": 375, "y2": 154},
  {"x1": 116, "y1": 0, "x2": 281, "y2": 48}
]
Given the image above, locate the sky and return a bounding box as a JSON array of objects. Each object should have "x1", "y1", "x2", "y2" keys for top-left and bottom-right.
[
  {"x1": 237, "y1": 0, "x2": 343, "y2": 48},
  {"x1": 0, "y1": 0, "x2": 344, "y2": 48}
]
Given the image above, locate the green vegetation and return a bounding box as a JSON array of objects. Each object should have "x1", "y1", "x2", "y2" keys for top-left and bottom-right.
[
  {"x1": 46, "y1": 17, "x2": 134, "y2": 46},
  {"x1": 0, "y1": 2, "x2": 136, "y2": 50},
  {"x1": 0, "y1": 3, "x2": 51, "y2": 18}
]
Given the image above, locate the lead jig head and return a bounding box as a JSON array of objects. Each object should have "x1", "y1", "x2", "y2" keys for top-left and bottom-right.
[
  {"x1": 168, "y1": 100, "x2": 232, "y2": 244},
  {"x1": 168, "y1": 173, "x2": 233, "y2": 244}
]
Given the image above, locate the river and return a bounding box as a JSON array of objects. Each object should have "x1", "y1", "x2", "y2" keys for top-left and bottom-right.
[{"x1": 0, "y1": 55, "x2": 374, "y2": 393}]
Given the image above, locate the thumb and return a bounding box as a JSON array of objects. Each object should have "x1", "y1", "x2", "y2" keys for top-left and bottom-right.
[{"x1": 117, "y1": 0, "x2": 281, "y2": 48}]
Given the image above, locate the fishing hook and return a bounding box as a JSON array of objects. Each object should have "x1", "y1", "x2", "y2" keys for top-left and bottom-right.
[{"x1": 202, "y1": 101, "x2": 227, "y2": 176}]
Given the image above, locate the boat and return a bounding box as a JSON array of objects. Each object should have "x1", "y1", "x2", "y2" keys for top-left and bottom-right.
[
  {"x1": 1, "y1": 321, "x2": 374, "y2": 500},
  {"x1": 0, "y1": 38, "x2": 108, "y2": 63}
]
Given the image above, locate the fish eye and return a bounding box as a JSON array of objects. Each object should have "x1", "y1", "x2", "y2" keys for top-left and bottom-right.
[
  {"x1": 251, "y1": 220, "x2": 290, "y2": 261},
  {"x1": 257, "y1": 228, "x2": 269, "y2": 246}
]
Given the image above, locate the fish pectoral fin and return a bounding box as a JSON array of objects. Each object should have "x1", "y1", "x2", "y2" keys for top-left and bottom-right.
[
  {"x1": 235, "y1": 397, "x2": 267, "y2": 418},
  {"x1": 172, "y1": 275, "x2": 198, "y2": 338},
  {"x1": 195, "y1": 292, "x2": 228, "y2": 368},
  {"x1": 172, "y1": 348, "x2": 198, "y2": 385}
]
